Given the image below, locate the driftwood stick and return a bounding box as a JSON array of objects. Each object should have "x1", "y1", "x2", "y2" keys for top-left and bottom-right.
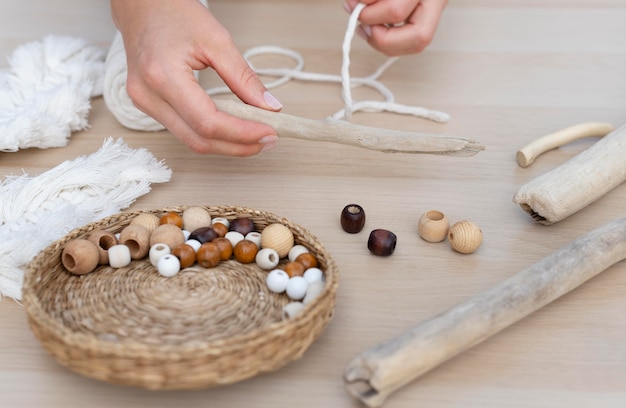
[
  {"x1": 344, "y1": 218, "x2": 626, "y2": 407},
  {"x1": 513, "y1": 124, "x2": 626, "y2": 225},
  {"x1": 215, "y1": 99, "x2": 484, "y2": 156},
  {"x1": 516, "y1": 122, "x2": 614, "y2": 167}
]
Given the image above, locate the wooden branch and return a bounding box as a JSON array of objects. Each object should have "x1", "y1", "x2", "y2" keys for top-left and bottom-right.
[
  {"x1": 513, "y1": 124, "x2": 626, "y2": 225},
  {"x1": 516, "y1": 122, "x2": 614, "y2": 167},
  {"x1": 344, "y1": 218, "x2": 626, "y2": 407},
  {"x1": 215, "y1": 99, "x2": 484, "y2": 156}
]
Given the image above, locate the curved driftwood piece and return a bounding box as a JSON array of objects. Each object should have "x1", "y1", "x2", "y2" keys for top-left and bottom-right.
[
  {"x1": 516, "y1": 122, "x2": 614, "y2": 167},
  {"x1": 513, "y1": 124, "x2": 626, "y2": 225},
  {"x1": 344, "y1": 218, "x2": 626, "y2": 408},
  {"x1": 215, "y1": 99, "x2": 484, "y2": 156}
]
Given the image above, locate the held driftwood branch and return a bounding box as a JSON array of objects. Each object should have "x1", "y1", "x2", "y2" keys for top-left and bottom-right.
[
  {"x1": 215, "y1": 100, "x2": 484, "y2": 156},
  {"x1": 516, "y1": 122, "x2": 614, "y2": 167},
  {"x1": 344, "y1": 218, "x2": 626, "y2": 407},
  {"x1": 513, "y1": 123, "x2": 626, "y2": 225}
]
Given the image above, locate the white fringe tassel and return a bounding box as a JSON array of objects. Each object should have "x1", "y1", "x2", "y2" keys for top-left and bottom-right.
[
  {"x1": 0, "y1": 137, "x2": 172, "y2": 300},
  {"x1": 0, "y1": 35, "x2": 105, "y2": 152}
]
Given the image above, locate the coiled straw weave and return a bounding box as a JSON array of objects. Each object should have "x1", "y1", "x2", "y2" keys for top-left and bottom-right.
[{"x1": 22, "y1": 205, "x2": 338, "y2": 390}]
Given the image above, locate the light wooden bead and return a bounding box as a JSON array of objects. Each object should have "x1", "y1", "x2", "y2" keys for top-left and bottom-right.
[
  {"x1": 448, "y1": 220, "x2": 483, "y2": 254},
  {"x1": 255, "y1": 247, "x2": 280, "y2": 270},
  {"x1": 149, "y1": 243, "x2": 171, "y2": 266},
  {"x1": 282, "y1": 302, "x2": 305, "y2": 320},
  {"x1": 119, "y1": 224, "x2": 151, "y2": 259},
  {"x1": 245, "y1": 231, "x2": 262, "y2": 248},
  {"x1": 129, "y1": 213, "x2": 160, "y2": 234},
  {"x1": 288, "y1": 244, "x2": 309, "y2": 262},
  {"x1": 150, "y1": 224, "x2": 185, "y2": 250},
  {"x1": 260, "y1": 223, "x2": 294, "y2": 258},
  {"x1": 108, "y1": 244, "x2": 132, "y2": 268},
  {"x1": 182, "y1": 206, "x2": 212, "y2": 232},
  {"x1": 418, "y1": 210, "x2": 450, "y2": 243},
  {"x1": 62, "y1": 239, "x2": 100, "y2": 275},
  {"x1": 303, "y1": 280, "x2": 325, "y2": 305},
  {"x1": 87, "y1": 229, "x2": 118, "y2": 265}
]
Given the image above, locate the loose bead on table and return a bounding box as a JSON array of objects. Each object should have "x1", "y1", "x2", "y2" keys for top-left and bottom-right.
[{"x1": 108, "y1": 244, "x2": 132, "y2": 268}]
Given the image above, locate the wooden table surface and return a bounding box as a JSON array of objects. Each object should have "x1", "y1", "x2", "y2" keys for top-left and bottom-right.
[{"x1": 2, "y1": 1, "x2": 626, "y2": 407}]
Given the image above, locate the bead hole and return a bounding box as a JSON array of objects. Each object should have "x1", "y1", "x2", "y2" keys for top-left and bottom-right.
[
  {"x1": 426, "y1": 210, "x2": 444, "y2": 221},
  {"x1": 347, "y1": 205, "x2": 361, "y2": 215},
  {"x1": 98, "y1": 235, "x2": 116, "y2": 250},
  {"x1": 62, "y1": 253, "x2": 76, "y2": 269},
  {"x1": 126, "y1": 239, "x2": 140, "y2": 255}
]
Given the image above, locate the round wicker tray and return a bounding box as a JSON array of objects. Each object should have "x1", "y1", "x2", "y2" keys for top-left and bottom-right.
[{"x1": 22, "y1": 205, "x2": 338, "y2": 390}]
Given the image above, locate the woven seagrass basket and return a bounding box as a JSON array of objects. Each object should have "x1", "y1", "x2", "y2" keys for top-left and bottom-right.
[{"x1": 22, "y1": 205, "x2": 338, "y2": 390}]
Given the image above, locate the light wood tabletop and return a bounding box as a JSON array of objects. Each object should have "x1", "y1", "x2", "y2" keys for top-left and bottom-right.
[{"x1": 2, "y1": 1, "x2": 626, "y2": 407}]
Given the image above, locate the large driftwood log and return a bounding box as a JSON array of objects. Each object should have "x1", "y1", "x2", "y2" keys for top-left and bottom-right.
[
  {"x1": 513, "y1": 124, "x2": 626, "y2": 224},
  {"x1": 344, "y1": 218, "x2": 626, "y2": 407},
  {"x1": 215, "y1": 100, "x2": 484, "y2": 156}
]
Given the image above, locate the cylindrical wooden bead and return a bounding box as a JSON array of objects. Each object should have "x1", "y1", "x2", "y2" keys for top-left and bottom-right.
[
  {"x1": 150, "y1": 224, "x2": 185, "y2": 250},
  {"x1": 87, "y1": 229, "x2": 118, "y2": 265},
  {"x1": 119, "y1": 224, "x2": 151, "y2": 259},
  {"x1": 245, "y1": 231, "x2": 262, "y2": 248},
  {"x1": 157, "y1": 254, "x2": 180, "y2": 277},
  {"x1": 303, "y1": 280, "x2": 325, "y2": 305},
  {"x1": 418, "y1": 210, "x2": 450, "y2": 243},
  {"x1": 172, "y1": 243, "x2": 197, "y2": 268},
  {"x1": 260, "y1": 223, "x2": 294, "y2": 258},
  {"x1": 286, "y1": 276, "x2": 308, "y2": 300},
  {"x1": 288, "y1": 244, "x2": 309, "y2": 262},
  {"x1": 448, "y1": 220, "x2": 483, "y2": 254},
  {"x1": 266, "y1": 269, "x2": 290, "y2": 293},
  {"x1": 108, "y1": 244, "x2": 132, "y2": 268},
  {"x1": 129, "y1": 213, "x2": 160, "y2": 234},
  {"x1": 159, "y1": 211, "x2": 184, "y2": 228},
  {"x1": 255, "y1": 247, "x2": 280, "y2": 270},
  {"x1": 182, "y1": 206, "x2": 212, "y2": 232},
  {"x1": 282, "y1": 302, "x2": 305, "y2": 320},
  {"x1": 149, "y1": 243, "x2": 171, "y2": 266},
  {"x1": 62, "y1": 239, "x2": 100, "y2": 275}
]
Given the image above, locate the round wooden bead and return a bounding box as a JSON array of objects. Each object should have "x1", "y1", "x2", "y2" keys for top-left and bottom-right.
[
  {"x1": 448, "y1": 220, "x2": 483, "y2": 254},
  {"x1": 108, "y1": 244, "x2": 132, "y2": 268},
  {"x1": 295, "y1": 252, "x2": 318, "y2": 270},
  {"x1": 87, "y1": 229, "x2": 118, "y2": 265},
  {"x1": 212, "y1": 217, "x2": 230, "y2": 228},
  {"x1": 418, "y1": 210, "x2": 450, "y2": 243},
  {"x1": 157, "y1": 254, "x2": 180, "y2": 277},
  {"x1": 172, "y1": 243, "x2": 197, "y2": 268},
  {"x1": 288, "y1": 244, "x2": 309, "y2": 262},
  {"x1": 188, "y1": 226, "x2": 218, "y2": 244},
  {"x1": 211, "y1": 221, "x2": 229, "y2": 238},
  {"x1": 286, "y1": 276, "x2": 308, "y2": 300},
  {"x1": 303, "y1": 267, "x2": 324, "y2": 284},
  {"x1": 184, "y1": 239, "x2": 202, "y2": 252},
  {"x1": 119, "y1": 224, "x2": 151, "y2": 259},
  {"x1": 282, "y1": 302, "x2": 305, "y2": 320},
  {"x1": 229, "y1": 217, "x2": 256, "y2": 236},
  {"x1": 160, "y1": 211, "x2": 184, "y2": 228},
  {"x1": 212, "y1": 237, "x2": 233, "y2": 261},
  {"x1": 340, "y1": 203, "x2": 366, "y2": 233},
  {"x1": 197, "y1": 242, "x2": 221, "y2": 268},
  {"x1": 245, "y1": 231, "x2": 262, "y2": 248},
  {"x1": 149, "y1": 243, "x2": 171, "y2": 266},
  {"x1": 182, "y1": 206, "x2": 211, "y2": 232},
  {"x1": 62, "y1": 239, "x2": 100, "y2": 275},
  {"x1": 224, "y1": 231, "x2": 244, "y2": 248},
  {"x1": 303, "y1": 280, "x2": 325, "y2": 305},
  {"x1": 260, "y1": 223, "x2": 294, "y2": 259},
  {"x1": 266, "y1": 269, "x2": 290, "y2": 293},
  {"x1": 255, "y1": 247, "x2": 280, "y2": 270},
  {"x1": 233, "y1": 240, "x2": 259, "y2": 264},
  {"x1": 150, "y1": 224, "x2": 185, "y2": 250},
  {"x1": 284, "y1": 261, "x2": 305, "y2": 278},
  {"x1": 129, "y1": 213, "x2": 160, "y2": 234}
]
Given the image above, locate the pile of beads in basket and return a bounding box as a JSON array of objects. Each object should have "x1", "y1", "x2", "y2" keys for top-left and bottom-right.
[{"x1": 60, "y1": 207, "x2": 326, "y2": 319}]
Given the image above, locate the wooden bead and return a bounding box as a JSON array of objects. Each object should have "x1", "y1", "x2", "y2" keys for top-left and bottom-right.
[
  {"x1": 182, "y1": 206, "x2": 211, "y2": 232},
  {"x1": 172, "y1": 243, "x2": 197, "y2": 268},
  {"x1": 288, "y1": 244, "x2": 309, "y2": 262},
  {"x1": 418, "y1": 210, "x2": 450, "y2": 243},
  {"x1": 255, "y1": 247, "x2": 280, "y2": 270},
  {"x1": 157, "y1": 254, "x2": 180, "y2": 277},
  {"x1": 212, "y1": 237, "x2": 233, "y2": 261},
  {"x1": 303, "y1": 267, "x2": 324, "y2": 284},
  {"x1": 367, "y1": 229, "x2": 397, "y2": 256},
  {"x1": 212, "y1": 217, "x2": 230, "y2": 229},
  {"x1": 448, "y1": 220, "x2": 483, "y2": 254},
  {"x1": 341, "y1": 203, "x2": 366, "y2": 233},
  {"x1": 87, "y1": 229, "x2": 118, "y2": 265},
  {"x1": 303, "y1": 280, "x2": 325, "y2": 305},
  {"x1": 108, "y1": 244, "x2": 132, "y2": 268},
  {"x1": 286, "y1": 276, "x2": 308, "y2": 300},
  {"x1": 119, "y1": 224, "x2": 151, "y2": 259},
  {"x1": 62, "y1": 239, "x2": 99, "y2": 275},
  {"x1": 229, "y1": 217, "x2": 256, "y2": 236},
  {"x1": 295, "y1": 252, "x2": 318, "y2": 269},
  {"x1": 197, "y1": 242, "x2": 221, "y2": 268},
  {"x1": 211, "y1": 221, "x2": 228, "y2": 238},
  {"x1": 150, "y1": 224, "x2": 185, "y2": 250},
  {"x1": 224, "y1": 231, "x2": 244, "y2": 249},
  {"x1": 282, "y1": 301, "x2": 305, "y2": 320},
  {"x1": 129, "y1": 213, "x2": 160, "y2": 234},
  {"x1": 266, "y1": 269, "x2": 290, "y2": 293},
  {"x1": 245, "y1": 231, "x2": 262, "y2": 248},
  {"x1": 233, "y1": 240, "x2": 259, "y2": 264},
  {"x1": 160, "y1": 211, "x2": 184, "y2": 228},
  {"x1": 149, "y1": 243, "x2": 170, "y2": 266},
  {"x1": 284, "y1": 261, "x2": 305, "y2": 277},
  {"x1": 260, "y1": 223, "x2": 294, "y2": 258},
  {"x1": 188, "y1": 226, "x2": 218, "y2": 244}
]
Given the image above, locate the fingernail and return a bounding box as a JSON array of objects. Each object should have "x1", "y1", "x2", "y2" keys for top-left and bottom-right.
[
  {"x1": 360, "y1": 24, "x2": 372, "y2": 38},
  {"x1": 263, "y1": 91, "x2": 283, "y2": 110},
  {"x1": 343, "y1": 2, "x2": 353, "y2": 13},
  {"x1": 259, "y1": 135, "x2": 278, "y2": 152}
]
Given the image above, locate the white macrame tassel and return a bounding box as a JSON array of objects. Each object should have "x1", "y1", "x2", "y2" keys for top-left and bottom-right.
[
  {"x1": 0, "y1": 35, "x2": 106, "y2": 152},
  {"x1": 0, "y1": 137, "x2": 172, "y2": 300}
]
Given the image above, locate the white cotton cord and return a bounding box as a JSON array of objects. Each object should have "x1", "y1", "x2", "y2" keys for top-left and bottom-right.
[
  {"x1": 0, "y1": 137, "x2": 172, "y2": 300},
  {"x1": 0, "y1": 35, "x2": 106, "y2": 151},
  {"x1": 103, "y1": 0, "x2": 449, "y2": 132}
]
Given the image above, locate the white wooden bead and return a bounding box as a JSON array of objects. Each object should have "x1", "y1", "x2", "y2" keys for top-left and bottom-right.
[
  {"x1": 225, "y1": 231, "x2": 244, "y2": 248},
  {"x1": 303, "y1": 267, "x2": 324, "y2": 283},
  {"x1": 182, "y1": 229, "x2": 191, "y2": 240},
  {"x1": 184, "y1": 239, "x2": 202, "y2": 252},
  {"x1": 266, "y1": 269, "x2": 289, "y2": 293},
  {"x1": 255, "y1": 247, "x2": 280, "y2": 270},
  {"x1": 303, "y1": 280, "x2": 325, "y2": 305},
  {"x1": 288, "y1": 244, "x2": 309, "y2": 262},
  {"x1": 157, "y1": 254, "x2": 181, "y2": 277},
  {"x1": 212, "y1": 217, "x2": 230, "y2": 228},
  {"x1": 286, "y1": 276, "x2": 308, "y2": 300},
  {"x1": 108, "y1": 244, "x2": 131, "y2": 268},
  {"x1": 282, "y1": 302, "x2": 305, "y2": 320},
  {"x1": 149, "y1": 243, "x2": 171, "y2": 266},
  {"x1": 245, "y1": 231, "x2": 262, "y2": 248}
]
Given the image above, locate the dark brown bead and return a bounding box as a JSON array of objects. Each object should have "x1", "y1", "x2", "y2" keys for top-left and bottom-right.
[
  {"x1": 229, "y1": 217, "x2": 256, "y2": 236},
  {"x1": 341, "y1": 204, "x2": 366, "y2": 233},
  {"x1": 367, "y1": 229, "x2": 397, "y2": 256},
  {"x1": 197, "y1": 242, "x2": 221, "y2": 268},
  {"x1": 295, "y1": 252, "x2": 318, "y2": 269},
  {"x1": 172, "y1": 243, "x2": 197, "y2": 268},
  {"x1": 233, "y1": 240, "x2": 258, "y2": 264},
  {"x1": 213, "y1": 237, "x2": 233, "y2": 261},
  {"x1": 189, "y1": 226, "x2": 218, "y2": 244}
]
